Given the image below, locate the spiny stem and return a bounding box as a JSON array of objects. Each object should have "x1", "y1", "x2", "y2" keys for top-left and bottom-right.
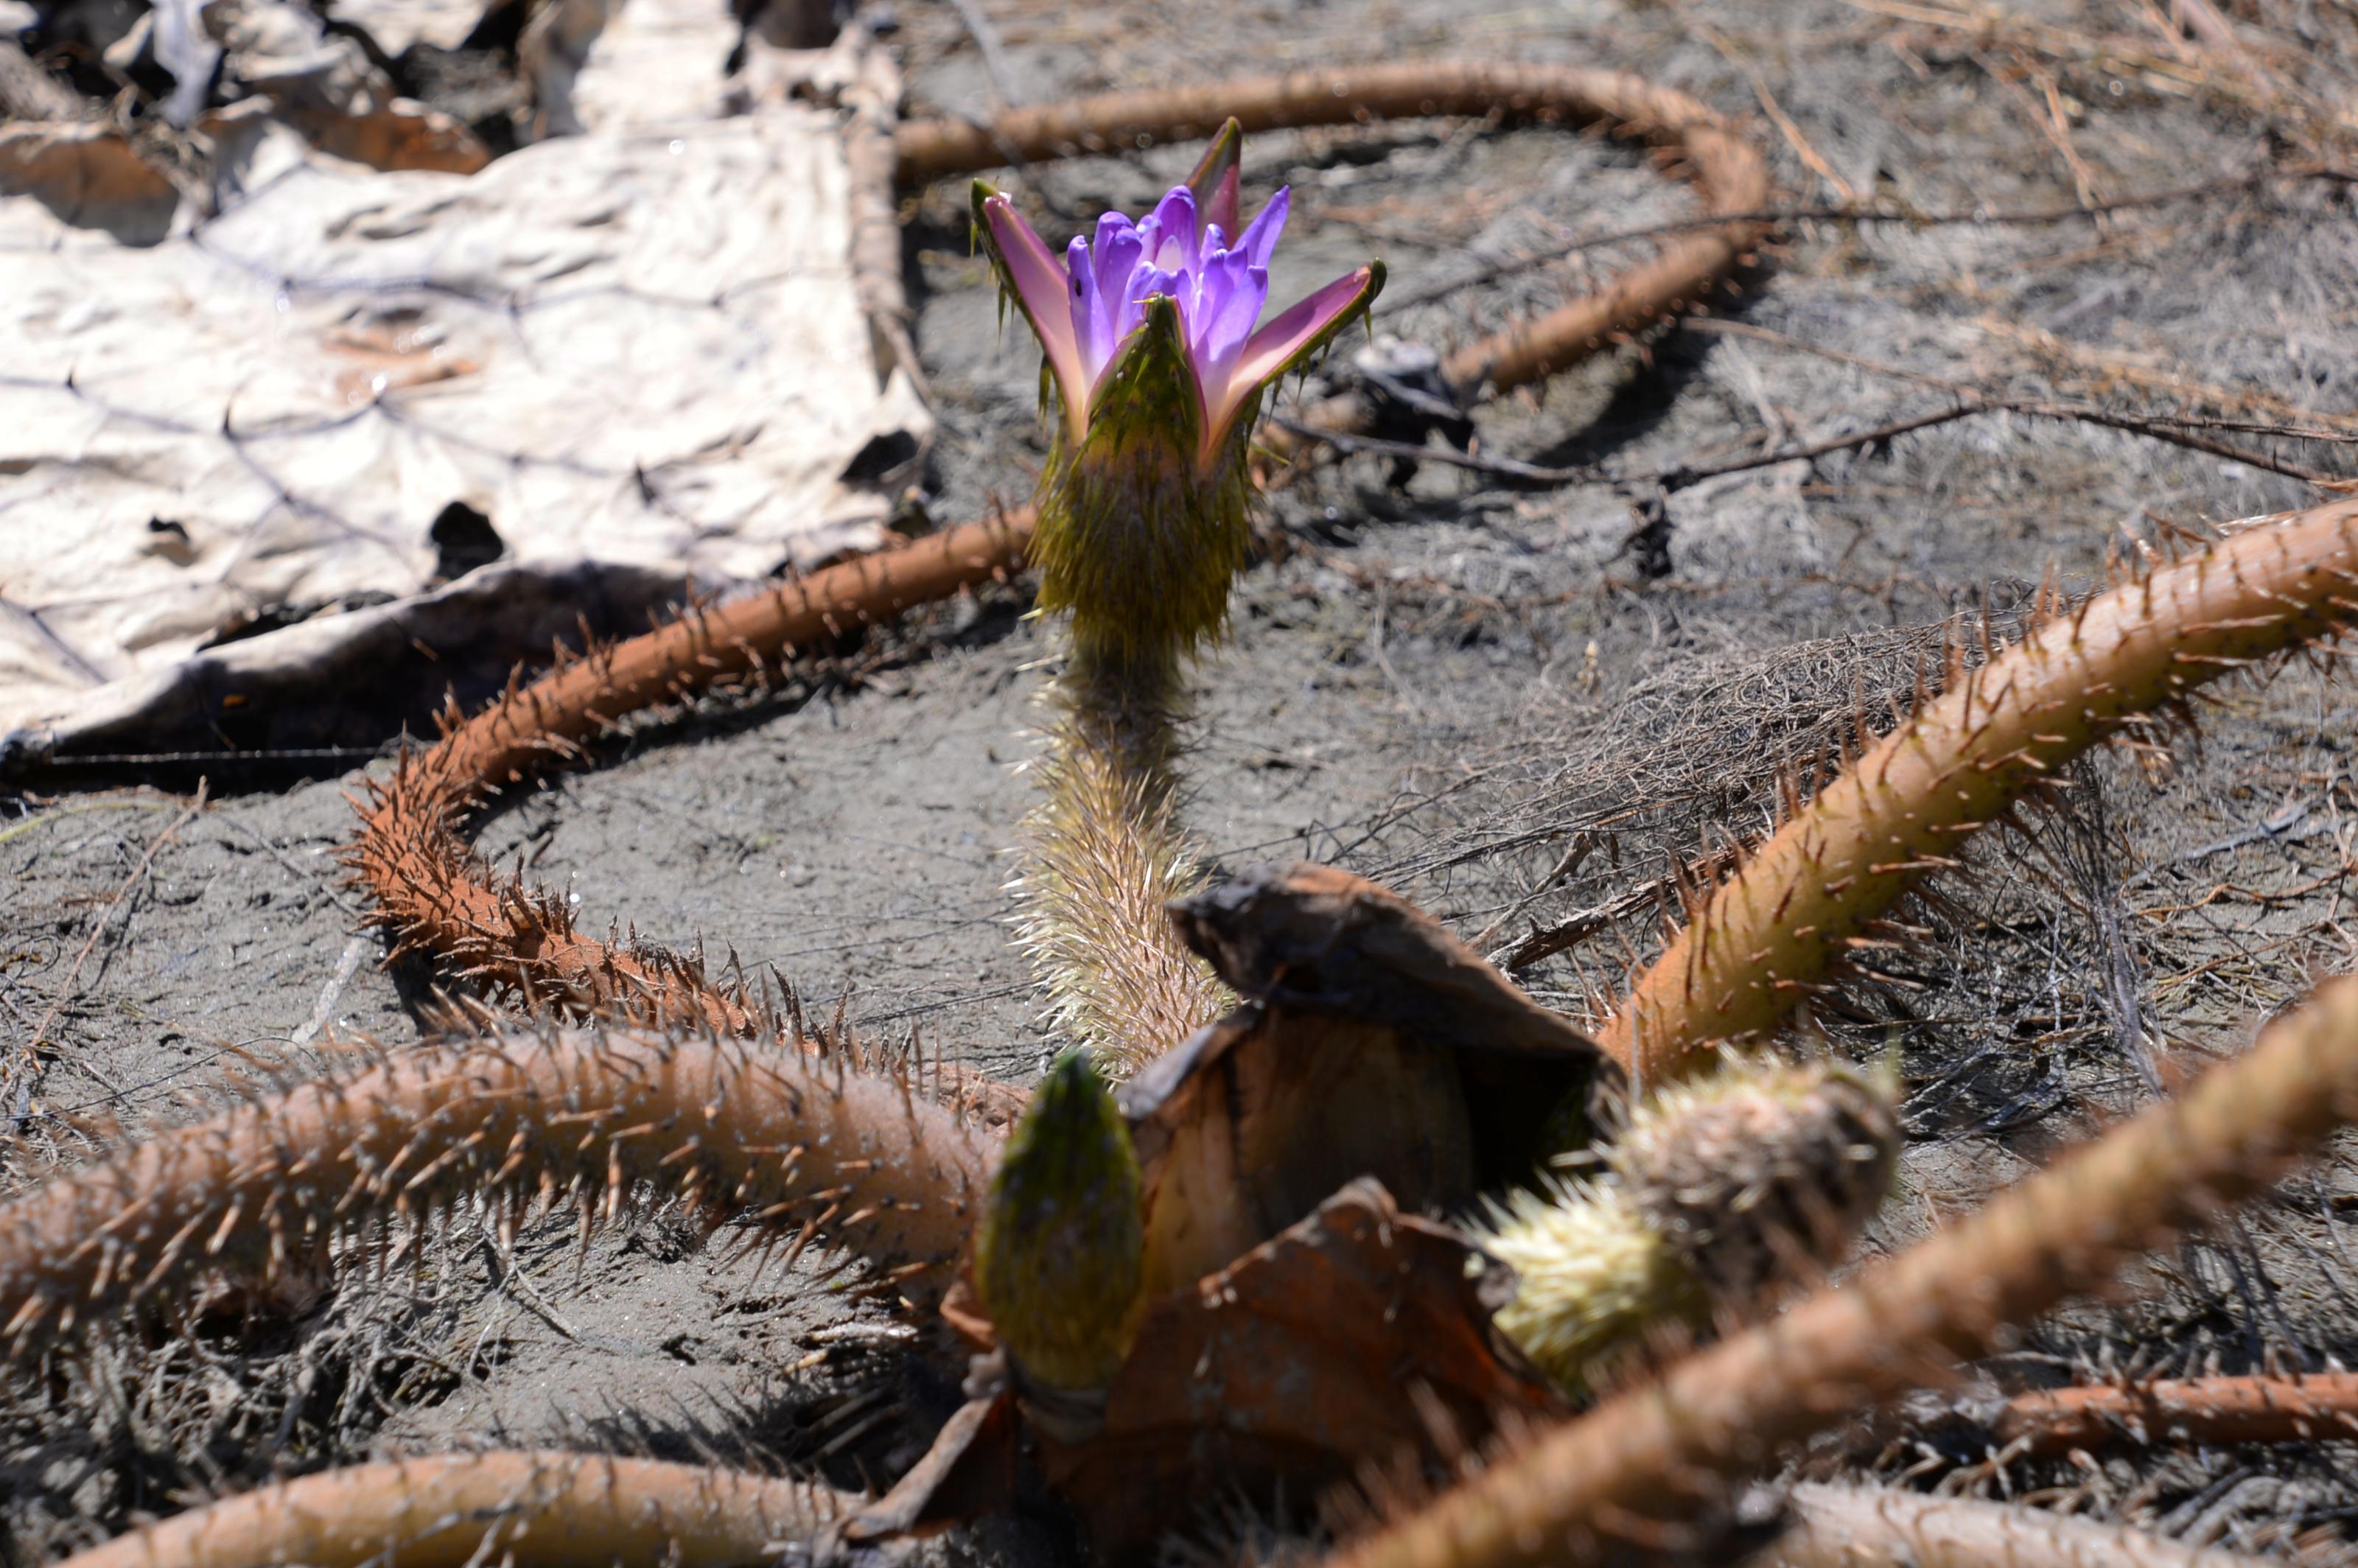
[
  {"x1": 55, "y1": 1452, "x2": 853, "y2": 1568},
  {"x1": 1766, "y1": 1483, "x2": 2272, "y2": 1568},
  {"x1": 349, "y1": 514, "x2": 1033, "y2": 1039},
  {"x1": 1995, "y1": 1370, "x2": 2358, "y2": 1454},
  {"x1": 0, "y1": 1026, "x2": 996, "y2": 1356},
  {"x1": 1603, "y1": 499, "x2": 2358, "y2": 1084},
  {"x1": 1018, "y1": 634, "x2": 1231, "y2": 1072},
  {"x1": 1323, "y1": 975, "x2": 2358, "y2": 1568}
]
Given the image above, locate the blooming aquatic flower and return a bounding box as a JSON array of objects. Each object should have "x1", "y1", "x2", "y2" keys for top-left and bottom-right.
[{"x1": 973, "y1": 120, "x2": 1383, "y2": 659}]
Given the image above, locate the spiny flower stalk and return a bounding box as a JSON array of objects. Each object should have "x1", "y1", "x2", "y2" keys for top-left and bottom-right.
[
  {"x1": 972, "y1": 1051, "x2": 1144, "y2": 1412},
  {"x1": 0, "y1": 1026, "x2": 996, "y2": 1357},
  {"x1": 1481, "y1": 1058, "x2": 1896, "y2": 1390},
  {"x1": 1602, "y1": 498, "x2": 2358, "y2": 1085},
  {"x1": 1325, "y1": 976, "x2": 2358, "y2": 1568},
  {"x1": 979, "y1": 122, "x2": 1382, "y2": 1071},
  {"x1": 55, "y1": 1452, "x2": 854, "y2": 1568},
  {"x1": 1018, "y1": 639, "x2": 1231, "y2": 1070}
]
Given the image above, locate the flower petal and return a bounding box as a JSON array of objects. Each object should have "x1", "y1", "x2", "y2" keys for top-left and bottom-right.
[
  {"x1": 1143, "y1": 186, "x2": 1198, "y2": 273},
  {"x1": 1203, "y1": 261, "x2": 1385, "y2": 455},
  {"x1": 1187, "y1": 252, "x2": 1268, "y2": 425},
  {"x1": 974, "y1": 182, "x2": 1091, "y2": 441},
  {"x1": 1183, "y1": 117, "x2": 1244, "y2": 239},
  {"x1": 1066, "y1": 235, "x2": 1114, "y2": 385},
  {"x1": 1231, "y1": 186, "x2": 1290, "y2": 272},
  {"x1": 1091, "y1": 217, "x2": 1142, "y2": 338}
]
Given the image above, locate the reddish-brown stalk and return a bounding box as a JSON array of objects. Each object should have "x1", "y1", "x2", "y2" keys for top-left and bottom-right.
[
  {"x1": 1601, "y1": 500, "x2": 2358, "y2": 1084},
  {"x1": 1766, "y1": 1483, "x2": 2270, "y2": 1568},
  {"x1": 1322, "y1": 975, "x2": 2358, "y2": 1568},
  {"x1": 1995, "y1": 1371, "x2": 2358, "y2": 1454},
  {"x1": 349, "y1": 515, "x2": 1033, "y2": 1035},
  {"x1": 56, "y1": 1452, "x2": 852, "y2": 1568},
  {"x1": 0, "y1": 1026, "x2": 993, "y2": 1355}
]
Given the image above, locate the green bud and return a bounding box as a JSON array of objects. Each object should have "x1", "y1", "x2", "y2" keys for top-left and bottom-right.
[{"x1": 973, "y1": 1051, "x2": 1145, "y2": 1394}]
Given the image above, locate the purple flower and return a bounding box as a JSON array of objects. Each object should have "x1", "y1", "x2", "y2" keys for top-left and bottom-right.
[{"x1": 974, "y1": 125, "x2": 1381, "y2": 472}]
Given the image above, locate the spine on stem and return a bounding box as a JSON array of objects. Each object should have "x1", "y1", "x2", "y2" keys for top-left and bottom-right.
[{"x1": 1020, "y1": 631, "x2": 1231, "y2": 1074}]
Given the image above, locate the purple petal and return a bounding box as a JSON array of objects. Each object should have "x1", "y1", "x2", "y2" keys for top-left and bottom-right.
[
  {"x1": 1192, "y1": 253, "x2": 1266, "y2": 382},
  {"x1": 1066, "y1": 234, "x2": 1113, "y2": 384},
  {"x1": 1203, "y1": 263, "x2": 1379, "y2": 455},
  {"x1": 1183, "y1": 119, "x2": 1243, "y2": 239},
  {"x1": 1200, "y1": 165, "x2": 1239, "y2": 239},
  {"x1": 1144, "y1": 186, "x2": 1199, "y2": 272},
  {"x1": 982, "y1": 193, "x2": 1090, "y2": 438},
  {"x1": 1092, "y1": 221, "x2": 1143, "y2": 327},
  {"x1": 1232, "y1": 186, "x2": 1290, "y2": 271},
  {"x1": 1121, "y1": 264, "x2": 1180, "y2": 332}
]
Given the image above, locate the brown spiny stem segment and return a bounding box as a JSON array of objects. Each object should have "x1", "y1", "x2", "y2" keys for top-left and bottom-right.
[
  {"x1": 1019, "y1": 631, "x2": 1231, "y2": 1072},
  {"x1": 349, "y1": 514, "x2": 1034, "y2": 1046},
  {"x1": 1323, "y1": 976, "x2": 2358, "y2": 1568},
  {"x1": 55, "y1": 1452, "x2": 855, "y2": 1568},
  {"x1": 1766, "y1": 1483, "x2": 2270, "y2": 1568},
  {"x1": 0, "y1": 1024, "x2": 995, "y2": 1356},
  {"x1": 1602, "y1": 500, "x2": 2358, "y2": 1085},
  {"x1": 1995, "y1": 1371, "x2": 2358, "y2": 1455}
]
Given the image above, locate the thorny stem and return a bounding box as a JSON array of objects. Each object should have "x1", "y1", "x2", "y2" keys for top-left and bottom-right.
[
  {"x1": 55, "y1": 1452, "x2": 852, "y2": 1568},
  {"x1": 1322, "y1": 976, "x2": 2358, "y2": 1568},
  {"x1": 1019, "y1": 634, "x2": 1231, "y2": 1072},
  {"x1": 1765, "y1": 1483, "x2": 2271, "y2": 1568},
  {"x1": 0, "y1": 1026, "x2": 994, "y2": 1356},
  {"x1": 1602, "y1": 499, "x2": 2358, "y2": 1085},
  {"x1": 349, "y1": 514, "x2": 1033, "y2": 1039},
  {"x1": 1994, "y1": 1370, "x2": 2358, "y2": 1455}
]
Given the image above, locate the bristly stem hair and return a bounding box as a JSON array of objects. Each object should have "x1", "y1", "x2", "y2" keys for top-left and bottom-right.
[{"x1": 1602, "y1": 500, "x2": 2358, "y2": 1085}]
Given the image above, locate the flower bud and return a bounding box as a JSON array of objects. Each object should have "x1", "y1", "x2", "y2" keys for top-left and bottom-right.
[{"x1": 972, "y1": 1051, "x2": 1145, "y2": 1396}]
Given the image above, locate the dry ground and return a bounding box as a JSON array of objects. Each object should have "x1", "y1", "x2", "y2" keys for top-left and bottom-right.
[{"x1": 7, "y1": 0, "x2": 2358, "y2": 1560}]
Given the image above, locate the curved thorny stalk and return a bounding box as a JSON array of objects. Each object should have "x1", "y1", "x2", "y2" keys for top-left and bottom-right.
[
  {"x1": 0, "y1": 1024, "x2": 993, "y2": 1357},
  {"x1": 56, "y1": 1452, "x2": 857, "y2": 1568},
  {"x1": 1602, "y1": 500, "x2": 2358, "y2": 1085}
]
